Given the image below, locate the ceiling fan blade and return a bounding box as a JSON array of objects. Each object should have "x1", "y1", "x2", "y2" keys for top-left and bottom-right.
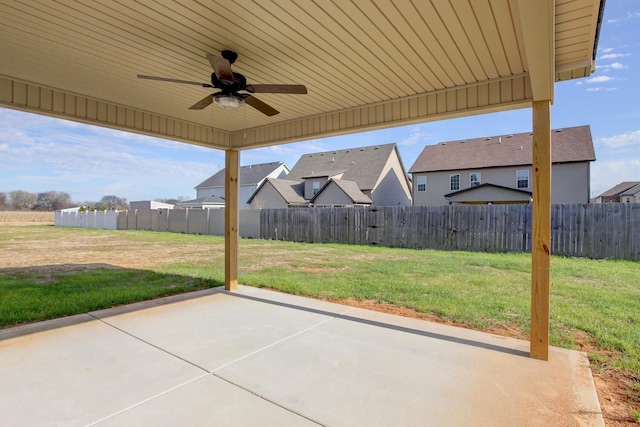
[
  {"x1": 137, "y1": 75, "x2": 212, "y2": 87},
  {"x1": 206, "y1": 54, "x2": 234, "y2": 84},
  {"x1": 188, "y1": 94, "x2": 214, "y2": 110},
  {"x1": 245, "y1": 84, "x2": 307, "y2": 94},
  {"x1": 244, "y1": 95, "x2": 279, "y2": 116}
]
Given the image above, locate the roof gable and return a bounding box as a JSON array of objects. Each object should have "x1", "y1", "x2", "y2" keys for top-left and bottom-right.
[
  {"x1": 311, "y1": 179, "x2": 373, "y2": 205},
  {"x1": 195, "y1": 162, "x2": 288, "y2": 189},
  {"x1": 248, "y1": 178, "x2": 306, "y2": 205},
  {"x1": 286, "y1": 143, "x2": 398, "y2": 191},
  {"x1": 622, "y1": 184, "x2": 640, "y2": 196},
  {"x1": 596, "y1": 181, "x2": 640, "y2": 198},
  {"x1": 409, "y1": 125, "x2": 596, "y2": 173}
]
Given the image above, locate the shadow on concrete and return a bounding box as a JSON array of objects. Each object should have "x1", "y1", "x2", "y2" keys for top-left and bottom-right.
[{"x1": 225, "y1": 291, "x2": 531, "y2": 358}]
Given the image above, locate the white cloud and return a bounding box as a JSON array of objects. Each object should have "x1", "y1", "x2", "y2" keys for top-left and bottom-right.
[
  {"x1": 600, "y1": 47, "x2": 614, "y2": 53},
  {"x1": 586, "y1": 87, "x2": 618, "y2": 92},
  {"x1": 591, "y1": 158, "x2": 640, "y2": 197},
  {"x1": 585, "y1": 75, "x2": 614, "y2": 84},
  {"x1": 610, "y1": 62, "x2": 627, "y2": 69},
  {"x1": 398, "y1": 127, "x2": 433, "y2": 146},
  {"x1": 595, "y1": 130, "x2": 640, "y2": 148},
  {"x1": 0, "y1": 108, "x2": 221, "y2": 201},
  {"x1": 599, "y1": 53, "x2": 631, "y2": 59},
  {"x1": 607, "y1": 11, "x2": 640, "y2": 24}
]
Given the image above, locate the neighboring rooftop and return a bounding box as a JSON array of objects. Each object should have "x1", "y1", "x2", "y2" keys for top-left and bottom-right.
[
  {"x1": 311, "y1": 179, "x2": 373, "y2": 205},
  {"x1": 286, "y1": 143, "x2": 399, "y2": 191},
  {"x1": 595, "y1": 181, "x2": 640, "y2": 198},
  {"x1": 247, "y1": 178, "x2": 306, "y2": 205},
  {"x1": 179, "y1": 196, "x2": 226, "y2": 205},
  {"x1": 195, "y1": 162, "x2": 288, "y2": 189},
  {"x1": 409, "y1": 125, "x2": 596, "y2": 173}
]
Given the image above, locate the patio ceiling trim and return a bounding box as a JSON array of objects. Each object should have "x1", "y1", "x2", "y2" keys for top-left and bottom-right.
[
  {"x1": 0, "y1": 76, "x2": 232, "y2": 149},
  {"x1": 231, "y1": 75, "x2": 533, "y2": 149}
]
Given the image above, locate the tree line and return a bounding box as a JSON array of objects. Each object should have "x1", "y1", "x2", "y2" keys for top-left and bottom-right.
[{"x1": 0, "y1": 191, "x2": 129, "y2": 212}]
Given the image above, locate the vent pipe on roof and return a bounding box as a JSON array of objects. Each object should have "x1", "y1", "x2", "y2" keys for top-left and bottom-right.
[{"x1": 499, "y1": 137, "x2": 502, "y2": 143}]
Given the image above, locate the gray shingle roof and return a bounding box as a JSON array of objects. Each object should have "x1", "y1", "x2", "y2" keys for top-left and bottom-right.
[
  {"x1": 247, "y1": 178, "x2": 306, "y2": 205},
  {"x1": 409, "y1": 125, "x2": 596, "y2": 173},
  {"x1": 596, "y1": 181, "x2": 640, "y2": 198},
  {"x1": 311, "y1": 179, "x2": 373, "y2": 204},
  {"x1": 286, "y1": 143, "x2": 398, "y2": 191},
  {"x1": 622, "y1": 184, "x2": 640, "y2": 196},
  {"x1": 195, "y1": 161, "x2": 287, "y2": 189},
  {"x1": 179, "y1": 196, "x2": 226, "y2": 204}
]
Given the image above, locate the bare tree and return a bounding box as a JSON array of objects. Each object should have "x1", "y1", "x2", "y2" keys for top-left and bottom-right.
[
  {"x1": 98, "y1": 195, "x2": 129, "y2": 210},
  {"x1": 0, "y1": 192, "x2": 7, "y2": 210},
  {"x1": 155, "y1": 196, "x2": 189, "y2": 205},
  {"x1": 9, "y1": 190, "x2": 36, "y2": 211},
  {"x1": 34, "y1": 191, "x2": 73, "y2": 211}
]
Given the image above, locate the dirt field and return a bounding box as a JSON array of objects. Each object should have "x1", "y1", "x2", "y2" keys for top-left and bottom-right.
[
  {"x1": 0, "y1": 211, "x2": 54, "y2": 225},
  {"x1": 0, "y1": 223, "x2": 637, "y2": 425}
]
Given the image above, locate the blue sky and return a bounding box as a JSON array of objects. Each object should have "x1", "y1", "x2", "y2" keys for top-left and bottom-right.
[{"x1": 1, "y1": 1, "x2": 639, "y2": 203}]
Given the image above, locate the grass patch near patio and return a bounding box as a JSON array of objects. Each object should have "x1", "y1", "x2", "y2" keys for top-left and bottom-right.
[
  {"x1": 0, "y1": 267, "x2": 222, "y2": 326},
  {"x1": 1, "y1": 226, "x2": 639, "y2": 382}
]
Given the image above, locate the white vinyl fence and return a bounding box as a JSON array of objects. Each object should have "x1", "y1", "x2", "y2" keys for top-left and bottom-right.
[
  {"x1": 55, "y1": 208, "x2": 260, "y2": 238},
  {"x1": 54, "y1": 210, "x2": 119, "y2": 229}
]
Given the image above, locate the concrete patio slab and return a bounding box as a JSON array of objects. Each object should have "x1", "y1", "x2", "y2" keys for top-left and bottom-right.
[
  {"x1": 96, "y1": 375, "x2": 317, "y2": 427},
  {"x1": 91, "y1": 287, "x2": 352, "y2": 372},
  {"x1": 0, "y1": 285, "x2": 603, "y2": 426},
  {"x1": 0, "y1": 314, "x2": 206, "y2": 426}
]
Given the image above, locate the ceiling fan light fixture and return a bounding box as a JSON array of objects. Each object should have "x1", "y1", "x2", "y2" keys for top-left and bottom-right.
[{"x1": 214, "y1": 93, "x2": 245, "y2": 110}]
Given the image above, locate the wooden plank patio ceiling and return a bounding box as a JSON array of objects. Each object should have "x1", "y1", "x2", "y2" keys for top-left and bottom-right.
[{"x1": 0, "y1": 0, "x2": 603, "y2": 150}]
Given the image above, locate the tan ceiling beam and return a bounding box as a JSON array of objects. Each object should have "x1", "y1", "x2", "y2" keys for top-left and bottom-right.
[
  {"x1": 516, "y1": 0, "x2": 555, "y2": 101},
  {"x1": 0, "y1": 76, "x2": 232, "y2": 150},
  {"x1": 230, "y1": 76, "x2": 534, "y2": 149},
  {"x1": 555, "y1": 58, "x2": 594, "y2": 75}
]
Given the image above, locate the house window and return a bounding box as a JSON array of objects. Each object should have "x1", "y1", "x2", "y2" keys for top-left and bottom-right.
[
  {"x1": 469, "y1": 173, "x2": 481, "y2": 187},
  {"x1": 450, "y1": 174, "x2": 460, "y2": 191},
  {"x1": 416, "y1": 175, "x2": 427, "y2": 192},
  {"x1": 313, "y1": 180, "x2": 320, "y2": 195},
  {"x1": 516, "y1": 170, "x2": 529, "y2": 189},
  {"x1": 249, "y1": 186, "x2": 256, "y2": 195}
]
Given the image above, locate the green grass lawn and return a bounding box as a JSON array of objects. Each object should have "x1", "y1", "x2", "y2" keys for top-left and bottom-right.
[{"x1": 1, "y1": 226, "x2": 639, "y2": 396}]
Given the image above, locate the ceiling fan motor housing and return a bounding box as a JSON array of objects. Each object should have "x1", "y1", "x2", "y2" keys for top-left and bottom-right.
[
  {"x1": 221, "y1": 49, "x2": 238, "y2": 64},
  {"x1": 211, "y1": 72, "x2": 247, "y2": 94}
]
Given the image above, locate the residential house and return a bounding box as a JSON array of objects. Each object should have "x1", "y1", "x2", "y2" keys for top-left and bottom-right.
[
  {"x1": 248, "y1": 143, "x2": 412, "y2": 208},
  {"x1": 247, "y1": 179, "x2": 307, "y2": 209},
  {"x1": 177, "y1": 196, "x2": 226, "y2": 209},
  {"x1": 593, "y1": 181, "x2": 640, "y2": 203},
  {"x1": 409, "y1": 125, "x2": 596, "y2": 206},
  {"x1": 129, "y1": 200, "x2": 174, "y2": 210},
  {"x1": 193, "y1": 161, "x2": 289, "y2": 209}
]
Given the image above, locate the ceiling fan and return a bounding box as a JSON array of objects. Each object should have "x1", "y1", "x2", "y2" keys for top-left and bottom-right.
[{"x1": 137, "y1": 50, "x2": 307, "y2": 116}]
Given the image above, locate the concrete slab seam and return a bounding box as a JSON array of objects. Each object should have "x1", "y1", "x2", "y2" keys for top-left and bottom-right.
[
  {"x1": 212, "y1": 373, "x2": 327, "y2": 427},
  {"x1": 85, "y1": 373, "x2": 210, "y2": 426},
  {"x1": 211, "y1": 308, "x2": 357, "y2": 373},
  {"x1": 87, "y1": 313, "x2": 210, "y2": 373}
]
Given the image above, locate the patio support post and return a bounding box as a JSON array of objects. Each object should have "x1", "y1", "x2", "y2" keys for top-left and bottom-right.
[
  {"x1": 530, "y1": 100, "x2": 551, "y2": 360},
  {"x1": 225, "y1": 149, "x2": 239, "y2": 291}
]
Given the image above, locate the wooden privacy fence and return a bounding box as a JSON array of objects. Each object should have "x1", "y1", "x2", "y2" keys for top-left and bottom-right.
[{"x1": 260, "y1": 203, "x2": 640, "y2": 261}]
